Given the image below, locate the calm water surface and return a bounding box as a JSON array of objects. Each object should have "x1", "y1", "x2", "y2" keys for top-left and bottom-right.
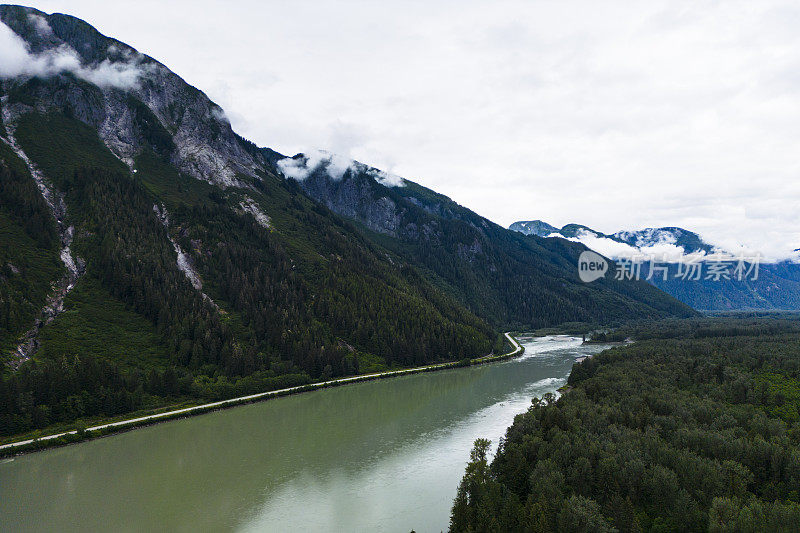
[{"x1": 0, "y1": 336, "x2": 612, "y2": 532}]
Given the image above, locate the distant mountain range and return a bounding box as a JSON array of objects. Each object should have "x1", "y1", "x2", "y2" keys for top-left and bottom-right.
[
  {"x1": 510, "y1": 221, "x2": 712, "y2": 254},
  {"x1": 510, "y1": 220, "x2": 800, "y2": 311}
]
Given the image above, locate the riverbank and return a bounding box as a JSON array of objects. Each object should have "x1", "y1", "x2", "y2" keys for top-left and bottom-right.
[{"x1": 0, "y1": 333, "x2": 523, "y2": 457}]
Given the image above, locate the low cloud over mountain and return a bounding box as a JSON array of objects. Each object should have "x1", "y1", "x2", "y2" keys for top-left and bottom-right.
[{"x1": 0, "y1": 14, "x2": 149, "y2": 89}]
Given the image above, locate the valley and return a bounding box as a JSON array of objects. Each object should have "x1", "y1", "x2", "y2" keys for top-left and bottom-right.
[
  {"x1": 0, "y1": 5, "x2": 693, "y2": 445},
  {"x1": 1, "y1": 5, "x2": 797, "y2": 532}
]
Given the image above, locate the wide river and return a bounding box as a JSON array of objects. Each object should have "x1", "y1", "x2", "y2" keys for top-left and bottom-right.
[{"x1": 0, "y1": 336, "x2": 612, "y2": 532}]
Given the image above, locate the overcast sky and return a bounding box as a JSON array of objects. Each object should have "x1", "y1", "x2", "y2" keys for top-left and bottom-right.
[{"x1": 21, "y1": 0, "x2": 800, "y2": 259}]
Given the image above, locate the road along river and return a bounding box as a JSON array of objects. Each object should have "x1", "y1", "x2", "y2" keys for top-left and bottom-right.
[{"x1": 0, "y1": 335, "x2": 613, "y2": 532}]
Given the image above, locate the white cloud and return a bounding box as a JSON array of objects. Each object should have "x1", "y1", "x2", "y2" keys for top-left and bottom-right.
[
  {"x1": 80, "y1": 57, "x2": 146, "y2": 89},
  {"x1": 276, "y1": 150, "x2": 351, "y2": 181},
  {"x1": 553, "y1": 227, "x2": 799, "y2": 264},
  {"x1": 27, "y1": 13, "x2": 52, "y2": 36},
  {"x1": 372, "y1": 169, "x2": 404, "y2": 187},
  {"x1": 275, "y1": 156, "x2": 311, "y2": 181},
  {"x1": 276, "y1": 150, "x2": 405, "y2": 187},
  {"x1": 210, "y1": 105, "x2": 230, "y2": 125},
  {"x1": 560, "y1": 229, "x2": 698, "y2": 263},
  {"x1": 0, "y1": 20, "x2": 147, "y2": 89}
]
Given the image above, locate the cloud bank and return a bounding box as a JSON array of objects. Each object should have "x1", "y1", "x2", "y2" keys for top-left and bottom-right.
[
  {"x1": 561, "y1": 229, "x2": 704, "y2": 263},
  {"x1": 0, "y1": 17, "x2": 148, "y2": 90},
  {"x1": 277, "y1": 150, "x2": 405, "y2": 187}
]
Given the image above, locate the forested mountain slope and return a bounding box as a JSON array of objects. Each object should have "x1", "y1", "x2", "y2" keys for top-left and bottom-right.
[
  {"x1": 275, "y1": 153, "x2": 696, "y2": 329},
  {"x1": 0, "y1": 5, "x2": 691, "y2": 438}
]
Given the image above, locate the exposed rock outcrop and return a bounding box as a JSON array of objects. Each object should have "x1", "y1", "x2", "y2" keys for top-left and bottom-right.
[{"x1": 153, "y1": 203, "x2": 218, "y2": 308}]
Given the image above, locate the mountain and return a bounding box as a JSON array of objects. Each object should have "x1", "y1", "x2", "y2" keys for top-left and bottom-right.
[
  {"x1": 510, "y1": 220, "x2": 800, "y2": 311},
  {"x1": 272, "y1": 152, "x2": 695, "y2": 328},
  {"x1": 0, "y1": 5, "x2": 693, "y2": 438}
]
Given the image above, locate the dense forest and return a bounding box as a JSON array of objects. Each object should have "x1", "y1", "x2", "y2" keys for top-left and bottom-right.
[{"x1": 450, "y1": 318, "x2": 800, "y2": 532}]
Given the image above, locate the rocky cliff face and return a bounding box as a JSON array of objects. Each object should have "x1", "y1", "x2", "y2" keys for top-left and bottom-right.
[
  {"x1": 0, "y1": 5, "x2": 270, "y2": 187},
  {"x1": 275, "y1": 151, "x2": 497, "y2": 247}
]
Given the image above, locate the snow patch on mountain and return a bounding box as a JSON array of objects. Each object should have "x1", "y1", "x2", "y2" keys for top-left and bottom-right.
[
  {"x1": 508, "y1": 220, "x2": 558, "y2": 237},
  {"x1": 510, "y1": 220, "x2": 720, "y2": 262}
]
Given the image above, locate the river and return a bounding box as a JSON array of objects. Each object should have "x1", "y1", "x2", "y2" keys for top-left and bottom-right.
[{"x1": 0, "y1": 336, "x2": 612, "y2": 532}]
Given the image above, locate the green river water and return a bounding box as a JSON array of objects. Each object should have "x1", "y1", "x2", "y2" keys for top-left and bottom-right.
[{"x1": 0, "y1": 336, "x2": 612, "y2": 532}]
